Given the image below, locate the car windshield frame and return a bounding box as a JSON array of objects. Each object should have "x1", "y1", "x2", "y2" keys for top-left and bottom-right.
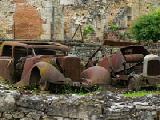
[{"x1": 29, "y1": 47, "x2": 66, "y2": 56}]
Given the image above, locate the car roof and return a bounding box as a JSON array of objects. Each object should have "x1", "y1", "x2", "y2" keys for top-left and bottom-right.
[
  {"x1": 2, "y1": 41, "x2": 28, "y2": 48},
  {"x1": 1, "y1": 41, "x2": 70, "y2": 52}
]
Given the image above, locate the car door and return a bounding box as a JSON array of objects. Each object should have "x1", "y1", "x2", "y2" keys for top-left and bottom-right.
[
  {"x1": 0, "y1": 45, "x2": 14, "y2": 83},
  {"x1": 14, "y1": 46, "x2": 28, "y2": 81}
]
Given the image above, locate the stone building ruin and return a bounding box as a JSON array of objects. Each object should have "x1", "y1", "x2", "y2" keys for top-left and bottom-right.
[{"x1": 0, "y1": 0, "x2": 159, "y2": 41}]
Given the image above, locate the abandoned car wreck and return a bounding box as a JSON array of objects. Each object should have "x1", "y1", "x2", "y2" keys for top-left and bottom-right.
[
  {"x1": 0, "y1": 41, "x2": 110, "y2": 90},
  {"x1": 98, "y1": 45, "x2": 160, "y2": 90},
  {"x1": 0, "y1": 41, "x2": 159, "y2": 91}
]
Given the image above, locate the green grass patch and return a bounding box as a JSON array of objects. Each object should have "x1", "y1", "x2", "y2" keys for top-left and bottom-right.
[{"x1": 123, "y1": 90, "x2": 160, "y2": 98}]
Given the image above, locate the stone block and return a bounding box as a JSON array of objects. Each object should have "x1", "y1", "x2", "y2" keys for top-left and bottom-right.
[
  {"x1": 0, "y1": 93, "x2": 16, "y2": 112},
  {"x1": 20, "y1": 118, "x2": 34, "y2": 120},
  {"x1": 53, "y1": 117, "x2": 63, "y2": 120},
  {"x1": 42, "y1": 23, "x2": 51, "y2": 34},
  {"x1": 78, "y1": 105, "x2": 88, "y2": 119},
  {"x1": 3, "y1": 113, "x2": 13, "y2": 120},
  {"x1": 26, "y1": 112, "x2": 41, "y2": 120},
  {"x1": 12, "y1": 112, "x2": 25, "y2": 119}
]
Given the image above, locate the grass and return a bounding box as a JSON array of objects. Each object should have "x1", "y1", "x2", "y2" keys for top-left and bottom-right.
[
  {"x1": 49, "y1": 84, "x2": 102, "y2": 95},
  {"x1": 123, "y1": 90, "x2": 160, "y2": 98},
  {"x1": 0, "y1": 75, "x2": 160, "y2": 97}
]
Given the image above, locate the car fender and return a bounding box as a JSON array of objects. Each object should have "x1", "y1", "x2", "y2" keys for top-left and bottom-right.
[
  {"x1": 81, "y1": 66, "x2": 111, "y2": 86},
  {"x1": 16, "y1": 61, "x2": 65, "y2": 87}
]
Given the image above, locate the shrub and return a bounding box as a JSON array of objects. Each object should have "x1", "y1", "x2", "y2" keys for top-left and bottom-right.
[{"x1": 130, "y1": 9, "x2": 160, "y2": 42}]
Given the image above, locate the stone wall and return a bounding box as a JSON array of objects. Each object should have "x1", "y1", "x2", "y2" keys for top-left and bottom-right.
[
  {"x1": 0, "y1": 0, "x2": 64, "y2": 40},
  {"x1": 0, "y1": 84, "x2": 160, "y2": 120},
  {"x1": 0, "y1": 0, "x2": 15, "y2": 38},
  {"x1": 66, "y1": 42, "x2": 118, "y2": 63},
  {"x1": 65, "y1": 42, "x2": 160, "y2": 65},
  {"x1": 0, "y1": 0, "x2": 159, "y2": 41}
]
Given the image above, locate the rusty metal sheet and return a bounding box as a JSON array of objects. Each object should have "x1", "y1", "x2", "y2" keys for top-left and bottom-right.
[
  {"x1": 1, "y1": 41, "x2": 70, "y2": 52},
  {"x1": 16, "y1": 56, "x2": 66, "y2": 87},
  {"x1": 103, "y1": 40, "x2": 137, "y2": 46},
  {"x1": 98, "y1": 56, "x2": 110, "y2": 70},
  {"x1": 115, "y1": 74, "x2": 129, "y2": 81},
  {"x1": 59, "y1": 56, "x2": 81, "y2": 82},
  {"x1": 98, "y1": 51, "x2": 126, "y2": 73},
  {"x1": 33, "y1": 61, "x2": 66, "y2": 84},
  {"x1": 1, "y1": 41, "x2": 28, "y2": 48},
  {"x1": 111, "y1": 52, "x2": 126, "y2": 73},
  {"x1": 28, "y1": 44, "x2": 70, "y2": 52},
  {"x1": 124, "y1": 54, "x2": 144, "y2": 63},
  {"x1": 16, "y1": 56, "x2": 42, "y2": 87},
  {"x1": 120, "y1": 45, "x2": 149, "y2": 56},
  {"x1": 81, "y1": 66, "x2": 111, "y2": 86}
]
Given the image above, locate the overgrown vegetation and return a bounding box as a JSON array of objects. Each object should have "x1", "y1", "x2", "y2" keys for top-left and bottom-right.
[
  {"x1": 108, "y1": 23, "x2": 119, "y2": 32},
  {"x1": 0, "y1": 77, "x2": 102, "y2": 95},
  {"x1": 83, "y1": 25, "x2": 94, "y2": 38},
  {"x1": 49, "y1": 84, "x2": 103, "y2": 95},
  {"x1": 0, "y1": 76, "x2": 160, "y2": 97},
  {"x1": 123, "y1": 90, "x2": 160, "y2": 98},
  {"x1": 130, "y1": 9, "x2": 160, "y2": 42}
]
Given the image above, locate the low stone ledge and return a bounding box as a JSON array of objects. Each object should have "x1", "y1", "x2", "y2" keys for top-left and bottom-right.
[{"x1": 0, "y1": 87, "x2": 159, "y2": 120}]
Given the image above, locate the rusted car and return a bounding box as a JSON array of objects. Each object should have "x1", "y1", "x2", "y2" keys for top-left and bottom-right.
[
  {"x1": 129, "y1": 54, "x2": 160, "y2": 90},
  {"x1": 0, "y1": 41, "x2": 109, "y2": 90},
  {"x1": 98, "y1": 45, "x2": 160, "y2": 90},
  {"x1": 0, "y1": 41, "x2": 81, "y2": 90}
]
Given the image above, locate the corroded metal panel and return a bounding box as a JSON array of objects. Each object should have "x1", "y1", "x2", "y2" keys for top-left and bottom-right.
[
  {"x1": 124, "y1": 54, "x2": 144, "y2": 63},
  {"x1": 62, "y1": 56, "x2": 81, "y2": 82},
  {"x1": 81, "y1": 66, "x2": 111, "y2": 85}
]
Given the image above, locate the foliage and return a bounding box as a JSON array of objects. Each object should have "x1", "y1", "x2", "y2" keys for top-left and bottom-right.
[
  {"x1": 123, "y1": 90, "x2": 160, "y2": 98},
  {"x1": 118, "y1": 31, "x2": 133, "y2": 40},
  {"x1": 130, "y1": 9, "x2": 160, "y2": 42},
  {"x1": 108, "y1": 23, "x2": 119, "y2": 32},
  {"x1": 83, "y1": 25, "x2": 94, "y2": 37}
]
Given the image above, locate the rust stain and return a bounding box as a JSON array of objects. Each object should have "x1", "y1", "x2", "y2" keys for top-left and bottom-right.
[{"x1": 13, "y1": 0, "x2": 43, "y2": 39}]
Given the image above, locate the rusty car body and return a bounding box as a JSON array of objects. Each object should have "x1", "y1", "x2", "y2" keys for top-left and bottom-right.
[
  {"x1": 0, "y1": 41, "x2": 82, "y2": 90},
  {"x1": 0, "y1": 41, "x2": 109, "y2": 90},
  {"x1": 98, "y1": 45, "x2": 160, "y2": 90}
]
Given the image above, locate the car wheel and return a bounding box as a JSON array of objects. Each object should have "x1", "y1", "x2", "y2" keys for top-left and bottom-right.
[{"x1": 30, "y1": 67, "x2": 49, "y2": 91}]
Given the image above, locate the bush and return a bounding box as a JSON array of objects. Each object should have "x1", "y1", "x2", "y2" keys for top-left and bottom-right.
[{"x1": 130, "y1": 9, "x2": 160, "y2": 42}]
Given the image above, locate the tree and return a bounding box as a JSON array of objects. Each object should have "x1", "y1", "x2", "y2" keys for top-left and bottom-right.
[{"x1": 130, "y1": 9, "x2": 160, "y2": 42}]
